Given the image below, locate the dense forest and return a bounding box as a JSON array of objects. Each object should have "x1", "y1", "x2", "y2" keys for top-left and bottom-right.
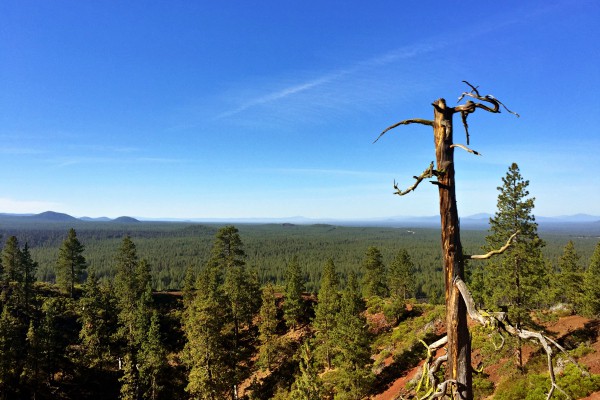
[{"x1": 0, "y1": 218, "x2": 598, "y2": 298}]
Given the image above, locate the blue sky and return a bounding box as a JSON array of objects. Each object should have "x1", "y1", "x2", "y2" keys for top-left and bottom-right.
[{"x1": 1, "y1": 1, "x2": 599, "y2": 219}]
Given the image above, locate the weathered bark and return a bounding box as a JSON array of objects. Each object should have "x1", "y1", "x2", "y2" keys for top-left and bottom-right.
[{"x1": 432, "y1": 98, "x2": 472, "y2": 399}]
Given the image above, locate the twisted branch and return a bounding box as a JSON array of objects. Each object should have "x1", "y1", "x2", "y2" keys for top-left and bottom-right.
[
  {"x1": 466, "y1": 231, "x2": 519, "y2": 260},
  {"x1": 394, "y1": 162, "x2": 436, "y2": 196},
  {"x1": 454, "y1": 81, "x2": 519, "y2": 144},
  {"x1": 373, "y1": 118, "x2": 433, "y2": 143}
]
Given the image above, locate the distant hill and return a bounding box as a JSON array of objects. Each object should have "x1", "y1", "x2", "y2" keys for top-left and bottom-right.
[
  {"x1": 28, "y1": 211, "x2": 79, "y2": 222},
  {"x1": 80, "y1": 216, "x2": 112, "y2": 222},
  {"x1": 112, "y1": 216, "x2": 140, "y2": 223}
]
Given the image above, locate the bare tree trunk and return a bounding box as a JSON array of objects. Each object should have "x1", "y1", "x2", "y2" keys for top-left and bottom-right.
[{"x1": 433, "y1": 99, "x2": 472, "y2": 399}]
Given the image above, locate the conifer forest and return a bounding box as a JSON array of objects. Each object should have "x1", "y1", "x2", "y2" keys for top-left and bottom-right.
[{"x1": 1, "y1": 164, "x2": 600, "y2": 399}]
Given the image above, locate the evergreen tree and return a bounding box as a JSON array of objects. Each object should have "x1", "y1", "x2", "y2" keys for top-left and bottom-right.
[
  {"x1": 582, "y1": 241, "x2": 600, "y2": 317},
  {"x1": 182, "y1": 264, "x2": 196, "y2": 307},
  {"x1": 79, "y1": 271, "x2": 118, "y2": 368},
  {"x1": 557, "y1": 240, "x2": 583, "y2": 311},
  {"x1": 183, "y1": 268, "x2": 231, "y2": 399},
  {"x1": 114, "y1": 236, "x2": 156, "y2": 399},
  {"x1": 138, "y1": 311, "x2": 166, "y2": 400},
  {"x1": 331, "y1": 272, "x2": 373, "y2": 400},
  {"x1": 2, "y1": 236, "x2": 21, "y2": 284},
  {"x1": 481, "y1": 163, "x2": 546, "y2": 370},
  {"x1": 114, "y1": 236, "x2": 142, "y2": 346},
  {"x1": 210, "y1": 225, "x2": 259, "y2": 399},
  {"x1": 56, "y1": 228, "x2": 87, "y2": 298},
  {"x1": 258, "y1": 283, "x2": 278, "y2": 370},
  {"x1": 387, "y1": 249, "x2": 415, "y2": 301},
  {"x1": 289, "y1": 343, "x2": 323, "y2": 400},
  {"x1": 208, "y1": 225, "x2": 246, "y2": 270},
  {"x1": 19, "y1": 243, "x2": 38, "y2": 309},
  {"x1": 21, "y1": 320, "x2": 41, "y2": 398},
  {"x1": 313, "y1": 258, "x2": 340, "y2": 370},
  {"x1": 283, "y1": 256, "x2": 305, "y2": 330},
  {"x1": 361, "y1": 246, "x2": 388, "y2": 298},
  {"x1": 0, "y1": 303, "x2": 25, "y2": 397}
]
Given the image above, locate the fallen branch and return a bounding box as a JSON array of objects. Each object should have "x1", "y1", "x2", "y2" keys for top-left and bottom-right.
[
  {"x1": 450, "y1": 143, "x2": 481, "y2": 156},
  {"x1": 394, "y1": 162, "x2": 435, "y2": 196},
  {"x1": 373, "y1": 118, "x2": 434, "y2": 143},
  {"x1": 466, "y1": 231, "x2": 519, "y2": 260}
]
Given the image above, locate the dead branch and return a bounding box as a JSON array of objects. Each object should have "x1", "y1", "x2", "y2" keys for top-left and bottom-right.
[
  {"x1": 460, "y1": 110, "x2": 471, "y2": 145},
  {"x1": 450, "y1": 144, "x2": 481, "y2": 156},
  {"x1": 466, "y1": 231, "x2": 519, "y2": 260},
  {"x1": 456, "y1": 81, "x2": 520, "y2": 117},
  {"x1": 454, "y1": 276, "x2": 584, "y2": 400},
  {"x1": 373, "y1": 118, "x2": 434, "y2": 143},
  {"x1": 394, "y1": 162, "x2": 435, "y2": 196},
  {"x1": 429, "y1": 379, "x2": 457, "y2": 399},
  {"x1": 417, "y1": 337, "x2": 449, "y2": 400}
]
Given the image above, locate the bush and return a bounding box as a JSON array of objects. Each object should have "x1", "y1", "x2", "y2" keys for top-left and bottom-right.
[{"x1": 494, "y1": 363, "x2": 600, "y2": 400}]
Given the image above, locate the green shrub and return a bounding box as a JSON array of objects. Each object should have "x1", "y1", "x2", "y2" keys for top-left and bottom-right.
[{"x1": 494, "y1": 363, "x2": 600, "y2": 400}]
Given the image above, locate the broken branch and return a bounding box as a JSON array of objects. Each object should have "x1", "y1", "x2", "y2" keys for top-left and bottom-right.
[
  {"x1": 394, "y1": 162, "x2": 435, "y2": 196},
  {"x1": 450, "y1": 144, "x2": 481, "y2": 156},
  {"x1": 374, "y1": 118, "x2": 434, "y2": 143},
  {"x1": 466, "y1": 231, "x2": 519, "y2": 260}
]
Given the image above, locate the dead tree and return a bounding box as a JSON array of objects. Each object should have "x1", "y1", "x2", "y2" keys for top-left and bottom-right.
[
  {"x1": 375, "y1": 81, "x2": 516, "y2": 398},
  {"x1": 375, "y1": 82, "x2": 584, "y2": 399}
]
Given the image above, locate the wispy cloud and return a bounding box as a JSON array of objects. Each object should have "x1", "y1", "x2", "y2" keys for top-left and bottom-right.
[
  {"x1": 261, "y1": 167, "x2": 393, "y2": 179},
  {"x1": 0, "y1": 147, "x2": 46, "y2": 155},
  {"x1": 212, "y1": 3, "x2": 570, "y2": 123},
  {"x1": 53, "y1": 156, "x2": 186, "y2": 167},
  {"x1": 215, "y1": 42, "x2": 439, "y2": 120}
]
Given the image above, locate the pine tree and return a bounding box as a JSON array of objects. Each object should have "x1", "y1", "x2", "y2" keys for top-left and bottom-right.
[
  {"x1": 556, "y1": 240, "x2": 583, "y2": 311},
  {"x1": 79, "y1": 271, "x2": 118, "y2": 368},
  {"x1": 258, "y1": 283, "x2": 278, "y2": 370},
  {"x1": 331, "y1": 272, "x2": 373, "y2": 400},
  {"x1": 56, "y1": 228, "x2": 87, "y2": 298},
  {"x1": 113, "y1": 236, "x2": 156, "y2": 399},
  {"x1": 361, "y1": 246, "x2": 388, "y2": 298},
  {"x1": 387, "y1": 249, "x2": 415, "y2": 301},
  {"x1": 283, "y1": 256, "x2": 305, "y2": 330},
  {"x1": 313, "y1": 258, "x2": 340, "y2": 370},
  {"x1": 182, "y1": 264, "x2": 196, "y2": 307},
  {"x1": 582, "y1": 241, "x2": 600, "y2": 317},
  {"x1": 21, "y1": 320, "x2": 40, "y2": 398},
  {"x1": 183, "y1": 267, "x2": 231, "y2": 399},
  {"x1": 482, "y1": 163, "x2": 546, "y2": 370},
  {"x1": 138, "y1": 311, "x2": 166, "y2": 400},
  {"x1": 0, "y1": 303, "x2": 25, "y2": 396},
  {"x1": 209, "y1": 226, "x2": 258, "y2": 399},
  {"x1": 19, "y1": 243, "x2": 37, "y2": 309},
  {"x1": 2, "y1": 236, "x2": 22, "y2": 284},
  {"x1": 289, "y1": 342, "x2": 323, "y2": 400}
]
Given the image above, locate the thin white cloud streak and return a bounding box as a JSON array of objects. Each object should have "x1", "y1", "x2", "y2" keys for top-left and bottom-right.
[
  {"x1": 254, "y1": 167, "x2": 394, "y2": 179},
  {"x1": 0, "y1": 147, "x2": 46, "y2": 155},
  {"x1": 213, "y1": 2, "x2": 573, "y2": 122},
  {"x1": 216, "y1": 42, "x2": 439, "y2": 120},
  {"x1": 53, "y1": 156, "x2": 186, "y2": 167}
]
